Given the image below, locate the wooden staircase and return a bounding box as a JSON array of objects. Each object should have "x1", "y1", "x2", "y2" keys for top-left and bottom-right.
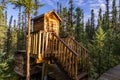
[
  {"x1": 30, "y1": 31, "x2": 89, "y2": 80},
  {"x1": 62, "y1": 36, "x2": 90, "y2": 72}
]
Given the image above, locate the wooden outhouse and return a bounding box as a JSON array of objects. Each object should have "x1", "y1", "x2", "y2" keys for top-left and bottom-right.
[{"x1": 32, "y1": 10, "x2": 61, "y2": 35}]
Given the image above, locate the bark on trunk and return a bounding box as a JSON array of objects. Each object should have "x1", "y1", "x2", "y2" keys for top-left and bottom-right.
[{"x1": 26, "y1": 12, "x2": 31, "y2": 80}]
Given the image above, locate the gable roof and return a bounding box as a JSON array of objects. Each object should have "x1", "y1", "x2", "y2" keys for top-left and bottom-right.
[{"x1": 32, "y1": 10, "x2": 62, "y2": 21}]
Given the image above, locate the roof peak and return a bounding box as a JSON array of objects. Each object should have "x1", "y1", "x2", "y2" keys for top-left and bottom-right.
[{"x1": 32, "y1": 10, "x2": 61, "y2": 21}]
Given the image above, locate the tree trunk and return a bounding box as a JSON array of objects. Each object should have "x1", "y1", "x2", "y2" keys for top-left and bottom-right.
[{"x1": 26, "y1": 12, "x2": 31, "y2": 80}]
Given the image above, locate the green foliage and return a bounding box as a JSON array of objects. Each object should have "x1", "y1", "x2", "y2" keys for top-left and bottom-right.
[
  {"x1": 9, "y1": 26, "x2": 18, "y2": 54},
  {"x1": 0, "y1": 25, "x2": 7, "y2": 51},
  {"x1": 85, "y1": 10, "x2": 95, "y2": 41},
  {"x1": 104, "y1": 0, "x2": 110, "y2": 31},
  {"x1": 104, "y1": 29, "x2": 120, "y2": 67},
  {"x1": 87, "y1": 0, "x2": 120, "y2": 79},
  {"x1": 9, "y1": 0, "x2": 43, "y2": 13},
  {"x1": 89, "y1": 26, "x2": 106, "y2": 78},
  {"x1": 68, "y1": 0, "x2": 74, "y2": 29},
  {"x1": 17, "y1": 29, "x2": 26, "y2": 50},
  {"x1": 9, "y1": 0, "x2": 44, "y2": 13},
  {"x1": 0, "y1": 7, "x2": 8, "y2": 52},
  {"x1": 90, "y1": 9, "x2": 95, "y2": 39},
  {"x1": 59, "y1": 7, "x2": 68, "y2": 38},
  {"x1": 0, "y1": 51, "x2": 16, "y2": 79},
  {"x1": 89, "y1": 28, "x2": 120, "y2": 79},
  {"x1": 74, "y1": 7, "x2": 84, "y2": 42},
  {"x1": 94, "y1": 27, "x2": 106, "y2": 48},
  {"x1": 85, "y1": 19, "x2": 91, "y2": 41},
  {"x1": 112, "y1": 0, "x2": 117, "y2": 29}
]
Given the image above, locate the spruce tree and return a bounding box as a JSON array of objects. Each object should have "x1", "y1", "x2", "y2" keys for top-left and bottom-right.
[
  {"x1": 118, "y1": 0, "x2": 120, "y2": 23},
  {"x1": 102, "y1": 13, "x2": 106, "y2": 31},
  {"x1": 5, "y1": 11, "x2": 7, "y2": 25},
  {"x1": 0, "y1": 7, "x2": 7, "y2": 52},
  {"x1": 85, "y1": 19, "x2": 91, "y2": 41},
  {"x1": 112, "y1": 0, "x2": 117, "y2": 29},
  {"x1": 68, "y1": 0, "x2": 74, "y2": 35},
  {"x1": 89, "y1": 9, "x2": 95, "y2": 40},
  {"x1": 94, "y1": 26, "x2": 106, "y2": 77},
  {"x1": 6, "y1": 15, "x2": 13, "y2": 54},
  {"x1": 74, "y1": 7, "x2": 84, "y2": 42},
  {"x1": 98, "y1": 8, "x2": 102, "y2": 29},
  {"x1": 59, "y1": 7, "x2": 68, "y2": 37},
  {"x1": 11, "y1": 20, "x2": 17, "y2": 54},
  {"x1": 9, "y1": 0, "x2": 44, "y2": 79},
  {"x1": 59, "y1": 3, "x2": 62, "y2": 18},
  {"x1": 104, "y1": 0, "x2": 110, "y2": 31},
  {"x1": 95, "y1": 9, "x2": 105, "y2": 76}
]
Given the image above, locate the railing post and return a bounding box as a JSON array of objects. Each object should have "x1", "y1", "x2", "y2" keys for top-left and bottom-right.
[
  {"x1": 45, "y1": 32, "x2": 48, "y2": 58},
  {"x1": 35, "y1": 33, "x2": 37, "y2": 54},
  {"x1": 75, "y1": 57, "x2": 78, "y2": 80},
  {"x1": 42, "y1": 32, "x2": 45, "y2": 58},
  {"x1": 41, "y1": 61, "x2": 48, "y2": 80},
  {"x1": 33, "y1": 34, "x2": 35, "y2": 54},
  {"x1": 30, "y1": 34, "x2": 33, "y2": 54},
  {"x1": 38, "y1": 31, "x2": 42, "y2": 59},
  {"x1": 50, "y1": 33, "x2": 54, "y2": 63}
]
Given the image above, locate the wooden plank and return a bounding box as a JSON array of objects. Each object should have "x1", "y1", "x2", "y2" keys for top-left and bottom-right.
[
  {"x1": 35, "y1": 33, "x2": 38, "y2": 54},
  {"x1": 42, "y1": 32, "x2": 45, "y2": 58},
  {"x1": 31, "y1": 34, "x2": 33, "y2": 53},
  {"x1": 38, "y1": 31, "x2": 42, "y2": 59},
  {"x1": 34, "y1": 33, "x2": 36, "y2": 54},
  {"x1": 41, "y1": 62, "x2": 46, "y2": 80},
  {"x1": 100, "y1": 73, "x2": 120, "y2": 80},
  {"x1": 114, "y1": 65, "x2": 120, "y2": 70},
  {"x1": 47, "y1": 64, "x2": 69, "y2": 80},
  {"x1": 106, "y1": 68, "x2": 120, "y2": 77},
  {"x1": 76, "y1": 72, "x2": 88, "y2": 80},
  {"x1": 71, "y1": 54, "x2": 74, "y2": 76},
  {"x1": 57, "y1": 41, "x2": 60, "y2": 60},
  {"x1": 99, "y1": 65, "x2": 120, "y2": 80},
  {"x1": 33, "y1": 34, "x2": 35, "y2": 54},
  {"x1": 45, "y1": 32, "x2": 48, "y2": 57}
]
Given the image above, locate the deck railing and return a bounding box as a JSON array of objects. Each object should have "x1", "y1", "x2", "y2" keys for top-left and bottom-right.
[{"x1": 31, "y1": 31, "x2": 51, "y2": 60}]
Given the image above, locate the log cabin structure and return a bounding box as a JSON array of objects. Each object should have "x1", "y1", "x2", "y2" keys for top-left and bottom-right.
[
  {"x1": 32, "y1": 10, "x2": 61, "y2": 36},
  {"x1": 14, "y1": 10, "x2": 90, "y2": 80}
]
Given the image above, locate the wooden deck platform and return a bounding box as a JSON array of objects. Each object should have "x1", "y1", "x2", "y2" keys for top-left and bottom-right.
[{"x1": 99, "y1": 65, "x2": 120, "y2": 80}]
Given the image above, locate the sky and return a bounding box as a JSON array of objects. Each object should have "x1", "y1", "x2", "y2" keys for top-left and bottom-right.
[{"x1": 3, "y1": 0, "x2": 120, "y2": 25}]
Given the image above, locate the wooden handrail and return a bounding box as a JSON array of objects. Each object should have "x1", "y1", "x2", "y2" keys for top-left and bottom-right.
[
  {"x1": 62, "y1": 36, "x2": 89, "y2": 53},
  {"x1": 68, "y1": 36, "x2": 89, "y2": 53}
]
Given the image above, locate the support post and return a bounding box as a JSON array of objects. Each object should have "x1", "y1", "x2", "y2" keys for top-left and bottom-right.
[{"x1": 41, "y1": 61, "x2": 47, "y2": 80}]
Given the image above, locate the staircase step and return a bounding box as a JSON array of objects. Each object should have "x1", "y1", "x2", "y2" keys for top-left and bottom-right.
[
  {"x1": 47, "y1": 64, "x2": 67, "y2": 80},
  {"x1": 76, "y1": 72, "x2": 88, "y2": 80}
]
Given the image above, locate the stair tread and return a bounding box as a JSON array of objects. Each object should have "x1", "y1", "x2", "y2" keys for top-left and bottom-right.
[
  {"x1": 47, "y1": 64, "x2": 68, "y2": 80},
  {"x1": 77, "y1": 72, "x2": 88, "y2": 80}
]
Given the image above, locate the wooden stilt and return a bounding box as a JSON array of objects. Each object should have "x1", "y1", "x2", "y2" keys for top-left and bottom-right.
[{"x1": 41, "y1": 61, "x2": 47, "y2": 80}]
